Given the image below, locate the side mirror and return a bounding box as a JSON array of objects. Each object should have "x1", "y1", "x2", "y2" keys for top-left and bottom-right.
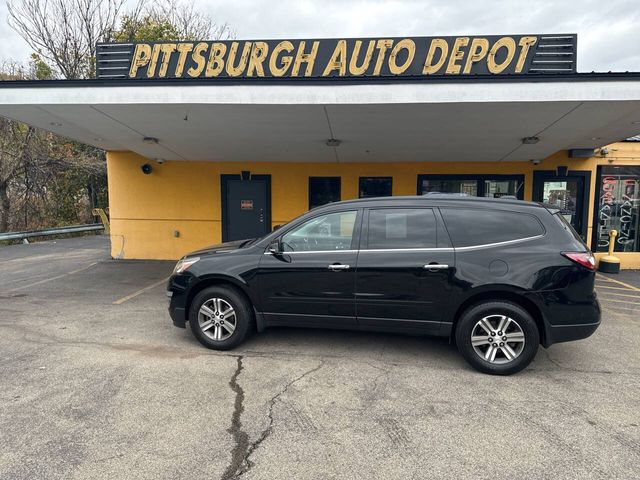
[{"x1": 268, "y1": 239, "x2": 282, "y2": 254}]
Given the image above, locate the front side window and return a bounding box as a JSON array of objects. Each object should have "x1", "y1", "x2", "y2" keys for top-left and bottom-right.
[
  {"x1": 441, "y1": 208, "x2": 544, "y2": 248},
  {"x1": 281, "y1": 211, "x2": 357, "y2": 252},
  {"x1": 594, "y1": 166, "x2": 640, "y2": 252},
  {"x1": 367, "y1": 208, "x2": 437, "y2": 249}
]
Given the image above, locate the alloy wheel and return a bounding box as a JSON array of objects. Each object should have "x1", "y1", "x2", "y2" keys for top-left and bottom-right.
[
  {"x1": 198, "y1": 298, "x2": 237, "y2": 341},
  {"x1": 471, "y1": 314, "x2": 525, "y2": 364}
]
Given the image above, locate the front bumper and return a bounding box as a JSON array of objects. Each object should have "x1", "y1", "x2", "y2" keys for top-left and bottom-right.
[{"x1": 167, "y1": 283, "x2": 187, "y2": 328}]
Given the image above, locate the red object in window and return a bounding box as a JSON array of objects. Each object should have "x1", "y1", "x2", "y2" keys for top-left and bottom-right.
[{"x1": 562, "y1": 251, "x2": 596, "y2": 270}]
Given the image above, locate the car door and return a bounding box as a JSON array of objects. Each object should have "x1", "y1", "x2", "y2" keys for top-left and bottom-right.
[
  {"x1": 256, "y1": 209, "x2": 362, "y2": 328},
  {"x1": 355, "y1": 206, "x2": 454, "y2": 333}
]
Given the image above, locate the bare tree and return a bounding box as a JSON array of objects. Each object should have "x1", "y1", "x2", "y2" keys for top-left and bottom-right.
[
  {"x1": 7, "y1": 0, "x2": 234, "y2": 79},
  {"x1": 0, "y1": 119, "x2": 35, "y2": 231},
  {"x1": 147, "y1": 0, "x2": 234, "y2": 41},
  {"x1": 7, "y1": 0, "x2": 126, "y2": 79}
]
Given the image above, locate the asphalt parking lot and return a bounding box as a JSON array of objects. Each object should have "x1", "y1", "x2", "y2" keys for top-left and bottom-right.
[{"x1": 1, "y1": 235, "x2": 639, "y2": 480}]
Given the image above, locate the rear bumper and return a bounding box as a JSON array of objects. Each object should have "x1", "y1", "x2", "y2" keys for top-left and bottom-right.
[
  {"x1": 546, "y1": 320, "x2": 601, "y2": 345},
  {"x1": 533, "y1": 292, "x2": 601, "y2": 347}
]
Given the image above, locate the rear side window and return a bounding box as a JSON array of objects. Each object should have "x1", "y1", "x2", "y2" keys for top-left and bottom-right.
[
  {"x1": 441, "y1": 208, "x2": 544, "y2": 248},
  {"x1": 367, "y1": 208, "x2": 437, "y2": 249}
]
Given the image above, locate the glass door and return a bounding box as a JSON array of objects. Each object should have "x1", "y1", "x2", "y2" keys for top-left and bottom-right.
[{"x1": 533, "y1": 171, "x2": 590, "y2": 240}]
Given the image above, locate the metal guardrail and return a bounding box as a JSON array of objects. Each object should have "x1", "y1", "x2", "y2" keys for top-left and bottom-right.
[{"x1": 0, "y1": 224, "x2": 104, "y2": 242}]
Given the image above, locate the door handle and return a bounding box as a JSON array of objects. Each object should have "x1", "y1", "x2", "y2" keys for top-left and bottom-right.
[
  {"x1": 423, "y1": 263, "x2": 450, "y2": 270},
  {"x1": 328, "y1": 264, "x2": 350, "y2": 271}
]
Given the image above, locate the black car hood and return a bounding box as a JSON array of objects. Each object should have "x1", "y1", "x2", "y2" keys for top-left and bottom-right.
[{"x1": 187, "y1": 239, "x2": 254, "y2": 257}]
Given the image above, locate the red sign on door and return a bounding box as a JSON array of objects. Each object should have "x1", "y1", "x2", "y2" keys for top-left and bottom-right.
[{"x1": 240, "y1": 200, "x2": 254, "y2": 210}]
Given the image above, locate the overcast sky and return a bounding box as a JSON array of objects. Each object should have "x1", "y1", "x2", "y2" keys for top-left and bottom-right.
[{"x1": 1, "y1": 0, "x2": 639, "y2": 72}]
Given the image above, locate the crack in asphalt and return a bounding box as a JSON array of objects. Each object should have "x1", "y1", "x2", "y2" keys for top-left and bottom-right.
[
  {"x1": 221, "y1": 359, "x2": 325, "y2": 480},
  {"x1": 221, "y1": 356, "x2": 250, "y2": 480}
]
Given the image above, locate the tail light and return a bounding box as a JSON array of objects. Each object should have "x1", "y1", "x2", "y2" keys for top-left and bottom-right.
[{"x1": 562, "y1": 251, "x2": 596, "y2": 270}]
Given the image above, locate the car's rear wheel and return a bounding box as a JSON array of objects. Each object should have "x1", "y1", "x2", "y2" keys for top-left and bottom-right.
[
  {"x1": 455, "y1": 301, "x2": 539, "y2": 375},
  {"x1": 189, "y1": 286, "x2": 253, "y2": 350}
]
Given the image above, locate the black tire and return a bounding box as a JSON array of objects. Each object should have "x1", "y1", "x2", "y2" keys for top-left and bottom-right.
[
  {"x1": 189, "y1": 286, "x2": 253, "y2": 350},
  {"x1": 455, "y1": 301, "x2": 539, "y2": 375}
]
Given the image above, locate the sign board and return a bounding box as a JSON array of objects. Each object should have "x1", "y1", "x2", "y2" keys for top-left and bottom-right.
[
  {"x1": 240, "y1": 200, "x2": 254, "y2": 210},
  {"x1": 96, "y1": 34, "x2": 576, "y2": 80}
]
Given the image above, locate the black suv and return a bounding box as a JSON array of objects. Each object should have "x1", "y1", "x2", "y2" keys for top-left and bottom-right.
[{"x1": 167, "y1": 195, "x2": 600, "y2": 375}]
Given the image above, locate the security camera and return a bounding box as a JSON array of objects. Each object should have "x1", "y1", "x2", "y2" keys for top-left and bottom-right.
[
  {"x1": 600, "y1": 148, "x2": 609, "y2": 156},
  {"x1": 155, "y1": 158, "x2": 164, "y2": 165},
  {"x1": 530, "y1": 159, "x2": 541, "y2": 165},
  {"x1": 141, "y1": 163, "x2": 153, "y2": 175}
]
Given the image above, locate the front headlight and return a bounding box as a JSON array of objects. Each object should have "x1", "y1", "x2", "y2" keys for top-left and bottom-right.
[{"x1": 173, "y1": 256, "x2": 200, "y2": 274}]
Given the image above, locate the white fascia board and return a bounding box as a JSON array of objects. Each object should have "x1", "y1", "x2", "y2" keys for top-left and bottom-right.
[{"x1": 1, "y1": 81, "x2": 640, "y2": 106}]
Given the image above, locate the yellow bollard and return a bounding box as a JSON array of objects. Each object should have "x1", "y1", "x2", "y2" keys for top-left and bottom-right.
[
  {"x1": 92, "y1": 208, "x2": 110, "y2": 235},
  {"x1": 597, "y1": 229, "x2": 621, "y2": 273}
]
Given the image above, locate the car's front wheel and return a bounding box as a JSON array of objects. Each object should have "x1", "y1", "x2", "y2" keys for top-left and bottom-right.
[
  {"x1": 189, "y1": 286, "x2": 253, "y2": 350},
  {"x1": 455, "y1": 301, "x2": 539, "y2": 375}
]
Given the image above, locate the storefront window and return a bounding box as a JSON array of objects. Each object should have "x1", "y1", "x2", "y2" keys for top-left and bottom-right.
[
  {"x1": 309, "y1": 177, "x2": 341, "y2": 209},
  {"x1": 421, "y1": 179, "x2": 478, "y2": 196},
  {"x1": 418, "y1": 175, "x2": 524, "y2": 199},
  {"x1": 359, "y1": 177, "x2": 392, "y2": 198},
  {"x1": 595, "y1": 166, "x2": 640, "y2": 252},
  {"x1": 484, "y1": 179, "x2": 522, "y2": 199}
]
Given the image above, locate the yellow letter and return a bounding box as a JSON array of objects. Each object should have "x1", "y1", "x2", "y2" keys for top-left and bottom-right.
[
  {"x1": 323, "y1": 40, "x2": 347, "y2": 76},
  {"x1": 423, "y1": 39, "x2": 448, "y2": 74},
  {"x1": 389, "y1": 39, "x2": 415, "y2": 75},
  {"x1": 515, "y1": 36, "x2": 537, "y2": 73},
  {"x1": 146, "y1": 44, "x2": 162, "y2": 77},
  {"x1": 463, "y1": 38, "x2": 489, "y2": 74},
  {"x1": 446, "y1": 37, "x2": 469, "y2": 74},
  {"x1": 373, "y1": 39, "x2": 393, "y2": 76},
  {"x1": 206, "y1": 42, "x2": 227, "y2": 77},
  {"x1": 247, "y1": 41, "x2": 269, "y2": 77},
  {"x1": 129, "y1": 44, "x2": 151, "y2": 77},
  {"x1": 187, "y1": 42, "x2": 208, "y2": 77},
  {"x1": 174, "y1": 43, "x2": 194, "y2": 77},
  {"x1": 269, "y1": 41, "x2": 294, "y2": 76},
  {"x1": 349, "y1": 40, "x2": 375, "y2": 76},
  {"x1": 488, "y1": 37, "x2": 516, "y2": 74},
  {"x1": 226, "y1": 42, "x2": 252, "y2": 77},
  {"x1": 158, "y1": 43, "x2": 177, "y2": 77},
  {"x1": 292, "y1": 41, "x2": 319, "y2": 77}
]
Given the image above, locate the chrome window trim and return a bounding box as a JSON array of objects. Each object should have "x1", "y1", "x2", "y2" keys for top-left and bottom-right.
[
  {"x1": 454, "y1": 234, "x2": 544, "y2": 251},
  {"x1": 360, "y1": 247, "x2": 450, "y2": 253},
  {"x1": 263, "y1": 234, "x2": 544, "y2": 254},
  {"x1": 264, "y1": 249, "x2": 357, "y2": 255}
]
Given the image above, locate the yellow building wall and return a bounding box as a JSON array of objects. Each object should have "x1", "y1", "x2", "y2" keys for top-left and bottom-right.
[{"x1": 106, "y1": 145, "x2": 640, "y2": 267}]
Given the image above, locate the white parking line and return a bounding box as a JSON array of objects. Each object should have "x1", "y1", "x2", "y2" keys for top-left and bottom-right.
[
  {"x1": 7, "y1": 262, "x2": 98, "y2": 292},
  {"x1": 112, "y1": 277, "x2": 169, "y2": 305}
]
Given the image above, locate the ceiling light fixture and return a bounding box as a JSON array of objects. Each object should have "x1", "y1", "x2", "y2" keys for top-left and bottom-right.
[
  {"x1": 326, "y1": 138, "x2": 341, "y2": 147},
  {"x1": 143, "y1": 136, "x2": 159, "y2": 144},
  {"x1": 631, "y1": 120, "x2": 640, "y2": 125},
  {"x1": 522, "y1": 136, "x2": 540, "y2": 145},
  {"x1": 50, "y1": 122, "x2": 63, "y2": 127}
]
